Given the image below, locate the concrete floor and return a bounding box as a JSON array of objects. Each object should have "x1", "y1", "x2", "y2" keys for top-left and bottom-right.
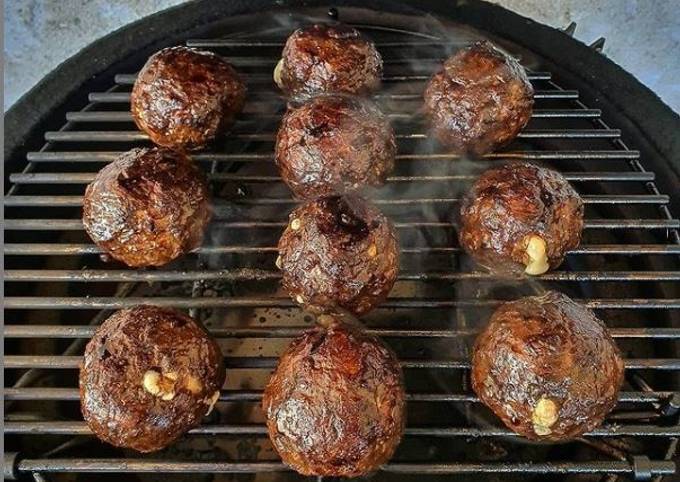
[{"x1": 4, "y1": 0, "x2": 679, "y2": 112}]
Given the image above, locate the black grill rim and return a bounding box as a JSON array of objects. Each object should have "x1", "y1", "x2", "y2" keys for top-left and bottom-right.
[
  {"x1": 5, "y1": 0, "x2": 680, "y2": 209},
  {"x1": 4, "y1": 1, "x2": 680, "y2": 480}
]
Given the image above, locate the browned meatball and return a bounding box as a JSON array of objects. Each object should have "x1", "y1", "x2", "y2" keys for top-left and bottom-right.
[
  {"x1": 277, "y1": 197, "x2": 399, "y2": 316},
  {"x1": 423, "y1": 41, "x2": 534, "y2": 155},
  {"x1": 131, "y1": 46, "x2": 246, "y2": 150},
  {"x1": 82, "y1": 147, "x2": 212, "y2": 267},
  {"x1": 263, "y1": 322, "x2": 405, "y2": 477},
  {"x1": 471, "y1": 291, "x2": 624, "y2": 441},
  {"x1": 274, "y1": 24, "x2": 382, "y2": 100},
  {"x1": 275, "y1": 95, "x2": 396, "y2": 199},
  {"x1": 80, "y1": 305, "x2": 225, "y2": 452},
  {"x1": 459, "y1": 162, "x2": 584, "y2": 275}
]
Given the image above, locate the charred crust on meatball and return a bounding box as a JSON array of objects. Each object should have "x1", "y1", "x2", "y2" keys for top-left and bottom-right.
[
  {"x1": 131, "y1": 46, "x2": 246, "y2": 150},
  {"x1": 82, "y1": 147, "x2": 212, "y2": 267},
  {"x1": 277, "y1": 24, "x2": 383, "y2": 100},
  {"x1": 278, "y1": 196, "x2": 399, "y2": 316},
  {"x1": 262, "y1": 322, "x2": 405, "y2": 476},
  {"x1": 458, "y1": 162, "x2": 584, "y2": 275},
  {"x1": 471, "y1": 291, "x2": 624, "y2": 441},
  {"x1": 275, "y1": 95, "x2": 396, "y2": 199},
  {"x1": 423, "y1": 40, "x2": 534, "y2": 155},
  {"x1": 79, "y1": 305, "x2": 225, "y2": 452}
]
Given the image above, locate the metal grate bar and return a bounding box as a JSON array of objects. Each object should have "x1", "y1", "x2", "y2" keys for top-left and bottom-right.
[
  {"x1": 5, "y1": 269, "x2": 680, "y2": 282},
  {"x1": 185, "y1": 39, "x2": 460, "y2": 47},
  {"x1": 13, "y1": 458, "x2": 676, "y2": 475},
  {"x1": 5, "y1": 355, "x2": 679, "y2": 370},
  {"x1": 87, "y1": 90, "x2": 579, "y2": 103},
  {"x1": 113, "y1": 68, "x2": 550, "y2": 83},
  {"x1": 4, "y1": 194, "x2": 670, "y2": 207},
  {"x1": 182, "y1": 37, "x2": 510, "y2": 48},
  {"x1": 6, "y1": 243, "x2": 679, "y2": 256},
  {"x1": 5, "y1": 296, "x2": 680, "y2": 310},
  {"x1": 103, "y1": 55, "x2": 507, "y2": 68},
  {"x1": 381, "y1": 461, "x2": 676, "y2": 475},
  {"x1": 8, "y1": 171, "x2": 656, "y2": 184},
  {"x1": 0, "y1": 243, "x2": 462, "y2": 255},
  {"x1": 6, "y1": 325, "x2": 680, "y2": 339},
  {"x1": 113, "y1": 71, "x2": 553, "y2": 84},
  {"x1": 5, "y1": 296, "x2": 679, "y2": 310},
  {"x1": 23, "y1": 150, "x2": 643, "y2": 162},
  {"x1": 6, "y1": 421, "x2": 680, "y2": 437},
  {"x1": 106, "y1": 55, "x2": 526, "y2": 68},
  {"x1": 6, "y1": 218, "x2": 678, "y2": 230},
  {"x1": 41, "y1": 128, "x2": 620, "y2": 143},
  {"x1": 66, "y1": 108, "x2": 600, "y2": 123},
  {"x1": 0, "y1": 356, "x2": 426, "y2": 369},
  {"x1": 239, "y1": 130, "x2": 620, "y2": 140},
  {"x1": 1, "y1": 244, "x2": 447, "y2": 255},
  {"x1": 4, "y1": 387, "x2": 672, "y2": 403}
]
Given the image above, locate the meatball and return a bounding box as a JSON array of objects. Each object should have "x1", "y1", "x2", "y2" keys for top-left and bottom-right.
[
  {"x1": 82, "y1": 147, "x2": 212, "y2": 267},
  {"x1": 276, "y1": 95, "x2": 396, "y2": 199},
  {"x1": 277, "y1": 196, "x2": 399, "y2": 316},
  {"x1": 263, "y1": 322, "x2": 405, "y2": 476},
  {"x1": 274, "y1": 24, "x2": 382, "y2": 100},
  {"x1": 423, "y1": 40, "x2": 534, "y2": 155},
  {"x1": 458, "y1": 162, "x2": 584, "y2": 275},
  {"x1": 471, "y1": 291, "x2": 624, "y2": 441},
  {"x1": 80, "y1": 305, "x2": 225, "y2": 452},
  {"x1": 131, "y1": 46, "x2": 246, "y2": 150}
]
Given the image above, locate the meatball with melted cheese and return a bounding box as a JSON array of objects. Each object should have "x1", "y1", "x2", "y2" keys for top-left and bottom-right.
[
  {"x1": 277, "y1": 196, "x2": 399, "y2": 316},
  {"x1": 458, "y1": 162, "x2": 583, "y2": 275},
  {"x1": 80, "y1": 305, "x2": 225, "y2": 452},
  {"x1": 471, "y1": 291, "x2": 624, "y2": 441}
]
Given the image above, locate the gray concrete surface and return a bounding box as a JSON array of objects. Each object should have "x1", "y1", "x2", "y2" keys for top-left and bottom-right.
[{"x1": 4, "y1": 0, "x2": 680, "y2": 112}]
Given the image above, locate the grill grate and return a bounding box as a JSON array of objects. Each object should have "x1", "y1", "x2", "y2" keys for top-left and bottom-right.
[{"x1": 4, "y1": 16, "x2": 679, "y2": 482}]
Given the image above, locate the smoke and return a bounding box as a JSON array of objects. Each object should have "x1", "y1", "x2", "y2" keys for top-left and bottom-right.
[
  {"x1": 320, "y1": 7, "x2": 554, "y2": 445},
  {"x1": 196, "y1": 5, "x2": 552, "y2": 347},
  {"x1": 187, "y1": 7, "x2": 555, "y2": 457}
]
